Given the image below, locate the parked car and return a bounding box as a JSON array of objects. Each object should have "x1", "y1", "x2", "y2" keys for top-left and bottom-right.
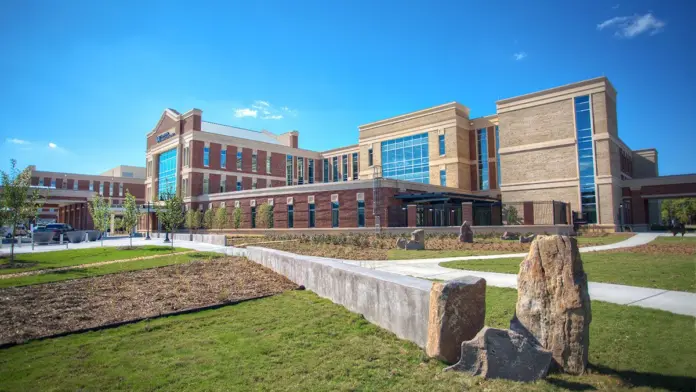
[
  {"x1": 32, "y1": 225, "x2": 46, "y2": 232},
  {"x1": 4, "y1": 224, "x2": 28, "y2": 238},
  {"x1": 44, "y1": 223, "x2": 75, "y2": 241}
]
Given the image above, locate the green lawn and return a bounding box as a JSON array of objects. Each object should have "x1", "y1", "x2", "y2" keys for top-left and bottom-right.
[
  {"x1": 441, "y1": 252, "x2": 696, "y2": 292},
  {"x1": 0, "y1": 246, "x2": 187, "y2": 275},
  {"x1": 575, "y1": 234, "x2": 634, "y2": 246},
  {"x1": 652, "y1": 236, "x2": 696, "y2": 244},
  {"x1": 0, "y1": 252, "x2": 222, "y2": 288},
  {"x1": 0, "y1": 288, "x2": 693, "y2": 391}
]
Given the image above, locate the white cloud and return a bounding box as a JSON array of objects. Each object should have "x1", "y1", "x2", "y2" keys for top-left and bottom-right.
[
  {"x1": 513, "y1": 52, "x2": 527, "y2": 61},
  {"x1": 48, "y1": 142, "x2": 57, "y2": 148},
  {"x1": 597, "y1": 13, "x2": 665, "y2": 38},
  {"x1": 234, "y1": 108, "x2": 258, "y2": 118},
  {"x1": 6, "y1": 138, "x2": 29, "y2": 145},
  {"x1": 254, "y1": 100, "x2": 270, "y2": 107},
  {"x1": 280, "y1": 106, "x2": 299, "y2": 116},
  {"x1": 261, "y1": 114, "x2": 283, "y2": 120}
]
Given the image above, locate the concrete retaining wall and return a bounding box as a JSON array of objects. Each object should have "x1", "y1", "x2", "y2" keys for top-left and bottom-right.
[
  {"x1": 246, "y1": 246, "x2": 432, "y2": 347},
  {"x1": 151, "y1": 232, "x2": 226, "y2": 246},
  {"x1": 198, "y1": 225, "x2": 573, "y2": 236}
]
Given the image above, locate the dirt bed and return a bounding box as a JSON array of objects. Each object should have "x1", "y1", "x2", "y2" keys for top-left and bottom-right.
[
  {"x1": 606, "y1": 242, "x2": 696, "y2": 256},
  {"x1": 0, "y1": 257, "x2": 297, "y2": 345}
]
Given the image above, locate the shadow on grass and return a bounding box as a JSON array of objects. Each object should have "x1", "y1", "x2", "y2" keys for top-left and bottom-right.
[
  {"x1": 547, "y1": 364, "x2": 696, "y2": 392},
  {"x1": 187, "y1": 252, "x2": 223, "y2": 260}
]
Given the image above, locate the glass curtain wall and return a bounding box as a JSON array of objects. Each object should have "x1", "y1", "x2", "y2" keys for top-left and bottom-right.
[
  {"x1": 574, "y1": 95, "x2": 597, "y2": 223},
  {"x1": 158, "y1": 148, "x2": 177, "y2": 199},
  {"x1": 380, "y1": 133, "x2": 429, "y2": 183}
]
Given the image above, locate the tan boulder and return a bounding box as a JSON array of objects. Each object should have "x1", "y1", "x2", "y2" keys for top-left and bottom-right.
[
  {"x1": 511, "y1": 235, "x2": 592, "y2": 375},
  {"x1": 426, "y1": 276, "x2": 485, "y2": 364}
]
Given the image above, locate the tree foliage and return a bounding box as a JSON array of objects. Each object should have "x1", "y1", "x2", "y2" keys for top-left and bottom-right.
[
  {"x1": 185, "y1": 209, "x2": 202, "y2": 232},
  {"x1": 88, "y1": 194, "x2": 112, "y2": 246},
  {"x1": 156, "y1": 194, "x2": 185, "y2": 247},
  {"x1": 214, "y1": 206, "x2": 228, "y2": 230},
  {"x1": 502, "y1": 205, "x2": 522, "y2": 225},
  {"x1": 203, "y1": 208, "x2": 215, "y2": 230},
  {"x1": 232, "y1": 207, "x2": 243, "y2": 229},
  {"x1": 121, "y1": 191, "x2": 141, "y2": 247},
  {"x1": 0, "y1": 159, "x2": 44, "y2": 262},
  {"x1": 255, "y1": 204, "x2": 274, "y2": 229},
  {"x1": 661, "y1": 198, "x2": 696, "y2": 225}
]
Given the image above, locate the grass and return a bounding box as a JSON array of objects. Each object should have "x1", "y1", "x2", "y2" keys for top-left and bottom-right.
[
  {"x1": 0, "y1": 288, "x2": 694, "y2": 391},
  {"x1": 652, "y1": 236, "x2": 696, "y2": 244},
  {"x1": 0, "y1": 245, "x2": 186, "y2": 275},
  {"x1": 0, "y1": 252, "x2": 222, "y2": 288},
  {"x1": 575, "y1": 233, "x2": 634, "y2": 246},
  {"x1": 441, "y1": 252, "x2": 696, "y2": 292}
]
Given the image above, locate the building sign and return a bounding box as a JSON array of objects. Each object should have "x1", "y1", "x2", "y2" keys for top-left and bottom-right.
[{"x1": 156, "y1": 131, "x2": 175, "y2": 143}]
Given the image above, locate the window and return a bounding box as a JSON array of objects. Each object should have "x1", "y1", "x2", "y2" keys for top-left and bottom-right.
[
  {"x1": 49, "y1": 208, "x2": 55, "y2": 213},
  {"x1": 380, "y1": 133, "x2": 430, "y2": 183},
  {"x1": 236, "y1": 151, "x2": 242, "y2": 170},
  {"x1": 357, "y1": 200, "x2": 365, "y2": 227},
  {"x1": 342, "y1": 155, "x2": 348, "y2": 181},
  {"x1": 477, "y1": 129, "x2": 489, "y2": 190},
  {"x1": 203, "y1": 147, "x2": 210, "y2": 167},
  {"x1": 146, "y1": 160, "x2": 152, "y2": 177},
  {"x1": 89, "y1": 181, "x2": 93, "y2": 191},
  {"x1": 331, "y1": 201, "x2": 339, "y2": 227},
  {"x1": 220, "y1": 179, "x2": 226, "y2": 193},
  {"x1": 252, "y1": 179, "x2": 257, "y2": 189},
  {"x1": 99, "y1": 183, "x2": 104, "y2": 195},
  {"x1": 575, "y1": 95, "x2": 597, "y2": 223},
  {"x1": 252, "y1": 152, "x2": 257, "y2": 172},
  {"x1": 323, "y1": 159, "x2": 329, "y2": 183},
  {"x1": 368, "y1": 148, "x2": 373, "y2": 166},
  {"x1": 119, "y1": 183, "x2": 123, "y2": 196},
  {"x1": 266, "y1": 156, "x2": 271, "y2": 174},
  {"x1": 109, "y1": 183, "x2": 114, "y2": 196},
  {"x1": 309, "y1": 204, "x2": 315, "y2": 228},
  {"x1": 50, "y1": 179, "x2": 56, "y2": 188},
  {"x1": 251, "y1": 207, "x2": 256, "y2": 228},
  {"x1": 236, "y1": 181, "x2": 242, "y2": 191},
  {"x1": 332, "y1": 157, "x2": 339, "y2": 182},
  {"x1": 495, "y1": 125, "x2": 501, "y2": 188},
  {"x1": 298, "y1": 157, "x2": 304, "y2": 185},
  {"x1": 221, "y1": 149, "x2": 227, "y2": 169},
  {"x1": 73, "y1": 180, "x2": 78, "y2": 191},
  {"x1": 287, "y1": 205, "x2": 294, "y2": 228},
  {"x1": 440, "y1": 169, "x2": 447, "y2": 187},
  {"x1": 182, "y1": 178, "x2": 189, "y2": 197},
  {"x1": 38, "y1": 178, "x2": 44, "y2": 187},
  {"x1": 158, "y1": 148, "x2": 177, "y2": 199},
  {"x1": 203, "y1": 178, "x2": 209, "y2": 194},
  {"x1": 61, "y1": 180, "x2": 67, "y2": 189},
  {"x1": 308, "y1": 159, "x2": 315, "y2": 184},
  {"x1": 286, "y1": 155, "x2": 293, "y2": 185},
  {"x1": 439, "y1": 134, "x2": 445, "y2": 155},
  {"x1": 184, "y1": 146, "x2": 190, "y2": 167},
  {"x1": 352, "y1": 153, "x2": 358, "y2": 180}
]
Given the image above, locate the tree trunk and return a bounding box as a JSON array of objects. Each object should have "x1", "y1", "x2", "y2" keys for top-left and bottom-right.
[
  {"x1": 129, "y1": 233, "x2": 132, "y2": 248},
  {"x1": 9, "y1": 235, "x2": 15, "y2": 263}
]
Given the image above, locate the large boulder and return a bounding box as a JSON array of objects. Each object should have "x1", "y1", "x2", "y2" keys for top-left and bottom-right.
[
  {"x1": 426, "y1": 277, "x2": 486, "y2": 364},
  {"x1": 511, "y1": 235, "x2": 591, "y2": 375},
  {"x1": 445, "y1": 327, "x2": 552, "y2": 382},
  {"x1": 459, "y1": 221, "x2": 473, "y2": 243}
]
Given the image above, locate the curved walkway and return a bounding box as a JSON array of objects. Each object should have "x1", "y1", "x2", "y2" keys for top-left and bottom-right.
[{"x1": 345, "y1": 233, "x2": 696, "y2": 317}]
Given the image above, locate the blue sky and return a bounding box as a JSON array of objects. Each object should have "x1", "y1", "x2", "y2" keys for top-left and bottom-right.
[{"x1": 1, "y1": 0, "x2": 694, "y2": 175}]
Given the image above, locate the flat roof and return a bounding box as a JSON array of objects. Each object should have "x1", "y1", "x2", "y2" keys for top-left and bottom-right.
[
  {"x1": 496, "y1": 76, "x2": 616, "y2": 105},
  {"x1": 201, "y1": 121, "x2": 283, "y2": 145}
]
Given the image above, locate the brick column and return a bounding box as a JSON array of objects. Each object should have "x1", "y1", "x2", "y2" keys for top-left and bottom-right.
[
  {"x1": 523, "y1": 202, "x2": 534, "y2": 225},
  {"x1": 462, "y1": 202, "x2": 473, "y2": 225},
  {"x1": 491, "y1": 204, "x2": 502, "y2": 226},
  {"x1": 407, "y1": 204, "x2": 417, "y2": 227},
  {"x1": 631, "y1": 190, "x2": 646, "y2": 225}
]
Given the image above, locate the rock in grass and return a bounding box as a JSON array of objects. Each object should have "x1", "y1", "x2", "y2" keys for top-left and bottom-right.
[
  {"x1": 511, "y1": 235, "x2": 592, "y2": 375},
  {"x1": 445, "y1": 327, "x2": 552, "y2": 382},
  {"x1": 426, "y1": 277, "x2": 485, "y2": 364}
]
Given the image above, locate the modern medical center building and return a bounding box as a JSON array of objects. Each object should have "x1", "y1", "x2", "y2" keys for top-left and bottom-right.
[{"x1": 43, "y1": 77, "x2": 696, "y2": 232}]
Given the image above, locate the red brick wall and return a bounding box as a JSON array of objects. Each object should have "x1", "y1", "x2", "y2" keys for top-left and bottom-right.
[
  {"x1": 192, "y1": 140, "x2": 205, "y2": 169},
  {"x1": 242, "y1": 148, "x2": 253, "y2": 172},
  {"x1": 270, "y1": 152, "x2": 285, "y2": 178},
  {"x1": 210, "y1": 143, "x2": 221, "y2": 169},
  {"x1": 227, "y1": 145, "x2": 238, "y2": 171},
  {"x1": 191, "y1": 172, "x2": 204, "y2": 197},
  {"x1": 257, "y1": 150, "x2": 268, "y2": 174},
  {"x1": 78, "y1": 180, "x2": 90, "y2": 191},
  {"x1": 125, "y1": 183, "x2": 145, "y2": 199},
  {"x1": 209, "y1": 174, "x2": 221, "y2": 194},
  {"x1": 242, "y1": 176, "x2": 252, "y2": 191},
  {"x1": 257, "y1": 178, "x2": 267, "y2": 189}
]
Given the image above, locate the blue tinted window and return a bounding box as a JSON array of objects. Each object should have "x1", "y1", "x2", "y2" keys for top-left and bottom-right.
[
  {"x1": 286, "y1": 155, "x2": 293, "y2": 185},
  {"x1": 221, "y1": 150, "x2": 226, "y2": 168},
  {"x1": 332, "y1": 157, "x2": 339, "y2": 182},
  {"x1": 309, "y1": 204, "x2": 315, "y2": 227},
  {"x1": 158, "y1": 148, "x2": 177, "y2": 199},
  {"x1": 203, "y1": 147, "x2": 209, "y2": 167},
  {"x1": 477, "y1": 129, "x2": 489, "y2": 190},
  {"x1": 575, "y1": 95, "x2": 597, "y2": 223},
  {"x1": 323, "y1": 159, "x2": 329, "y2": 183},
  {"x1": 380, "y1": 132, "x2": 430, "y2": 183},
  {"x1": 440, "y1": 169, "x2": 446, "y2": 187},
  {"x1": 439, "y1": 134, "x2": 445, "y2": 155},
  {"x1": 331, "y1": 201, "x2": 339, "y2": 227},
  {"x1": 287, "y1": 205, "x2": 294, "y2": 228},
  {"x1": 495, "y1": 126, "x2": 501, "y2": 188},
  {"x1": 236, "y1": 181, "x2": 242, "y2": 191},
  {"x1": 357, "y1": 200, "x2": 365, "y2": 227}
]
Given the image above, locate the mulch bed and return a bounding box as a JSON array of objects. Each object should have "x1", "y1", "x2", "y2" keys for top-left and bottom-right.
[
  {"x1": 606, "y1": 242, "x2": 696, "y2": 256},
  {"x1": 0, "y1": 257, "x2": 297, "y2": 345}
]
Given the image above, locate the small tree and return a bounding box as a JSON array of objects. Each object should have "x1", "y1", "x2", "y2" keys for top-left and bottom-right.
[
  {"x1": 121, "y1": 191, "x2": 141, "y2": 248},
  {"x1": 214, "y1": 206, "x2": 228, "y2": 230},
  {"x1": 232, "y1": 207, "x2": 243, "y2": 229},
  {"x1": 185, "y1": 209, "x2": 201, "y2": 233},
  {"x1": 0, "y1": 159, "x2": 43, "y2": 263},
  {"x1": 113, "y1": 217, "x2": 124, "y2": 233},
  {"x1": 502, "y1": 205, "x2": 522, "y2": 225},
  {"x1": 255, "y1": 203, "x2": 274, "y2": 229},
  {"x1": 88, "y1": 194, "x2": 111, "y2": 246},
  {"x1": 156, "y1": 194, "x2": 185, "y2": 248},
  {"x1": 203, "y1": 208, "x2": 215, "y2": 230}
]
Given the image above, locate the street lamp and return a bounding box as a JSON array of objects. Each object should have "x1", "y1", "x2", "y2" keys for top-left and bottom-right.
[{"x1": 144, "y1": 202, "x2": 151, "y2": 240}]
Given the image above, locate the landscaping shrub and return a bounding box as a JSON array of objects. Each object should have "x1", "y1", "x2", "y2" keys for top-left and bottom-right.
[
  {"x1": 255, "y1": 204, "x2": 274, "y2": 229},
  {"x1": 232, "y1": 207, "x2": 243, "y2": 229},
  {"x1": 203, "y1": 208, "x2": 215, "y2": 230}
]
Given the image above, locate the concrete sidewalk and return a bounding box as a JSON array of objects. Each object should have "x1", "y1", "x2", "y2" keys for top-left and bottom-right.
[{"x1": 0, "y1": 236, "x2": 228, "y2": 255}]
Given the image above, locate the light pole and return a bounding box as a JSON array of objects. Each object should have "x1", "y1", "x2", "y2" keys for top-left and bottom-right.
[{"x1": 145, "y1": 203, "x2": 151, "y2": 240}]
